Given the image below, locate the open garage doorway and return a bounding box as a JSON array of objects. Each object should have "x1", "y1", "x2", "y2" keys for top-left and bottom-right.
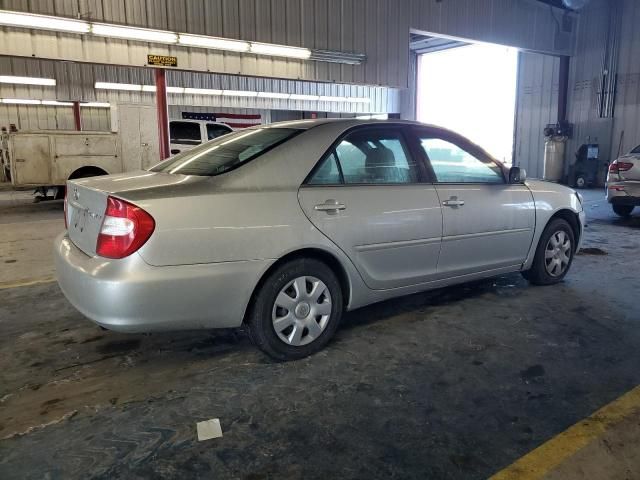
[{"x1": 414, "y1": 36, "x2": 518, "y2": 165}]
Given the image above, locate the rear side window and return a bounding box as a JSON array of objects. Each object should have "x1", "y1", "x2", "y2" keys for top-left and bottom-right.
[
  {"x1": 151, "y1": 128, "x2": 300, "y2": 176},
  {"x1": 308, "y1": 152, "x2": 342, "y2": 185},
  {"x1": 631, "y1": 145, "x2": 640, "y2": 154},
  {"x1": 170, "y1": 121, "x2": 201, "y2": 146},
  {"x1": 307, "y1": 128, "x2": 420, "y2": 185},
  {"x1": 207, "y1": 123, "x2": 232, "y2": 140}
]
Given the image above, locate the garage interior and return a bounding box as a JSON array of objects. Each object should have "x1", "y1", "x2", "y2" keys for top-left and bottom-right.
[{"x1": 1, "y1": 0, "x2": 640, "y2": 478}]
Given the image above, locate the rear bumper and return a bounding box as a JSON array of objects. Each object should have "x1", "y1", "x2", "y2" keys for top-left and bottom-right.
[
  {"x1": 607, "y1": 181, "x2": 640, "y2": 205},
  {"x1": 54, "y1": 233, "x2": 271, "y2": 332},
  {"x1": 608, "y1": 194, "x2": 640, "y2": 206}
]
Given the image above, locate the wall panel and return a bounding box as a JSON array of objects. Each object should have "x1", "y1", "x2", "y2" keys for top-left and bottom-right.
[
  {"x1": 0, "y1": 0, "x2": 575, "y2": 88},
  {"x1": 514, "y1": 51, "x2": 559, "y2": 178}
]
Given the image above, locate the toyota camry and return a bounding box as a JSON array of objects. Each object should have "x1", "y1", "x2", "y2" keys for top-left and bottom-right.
[{"x1": 55, "y1": 119, "x2": 585, "y2": 360}]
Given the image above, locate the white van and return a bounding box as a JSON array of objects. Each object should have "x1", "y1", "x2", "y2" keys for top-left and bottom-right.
[{"x1": 169, "y1": 120, "x2": 233, "y2": 155}]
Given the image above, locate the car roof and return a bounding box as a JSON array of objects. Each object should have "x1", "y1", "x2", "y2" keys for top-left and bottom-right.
[{"x1": 262, "y1": 118, "x2": 437, "y2": 130}]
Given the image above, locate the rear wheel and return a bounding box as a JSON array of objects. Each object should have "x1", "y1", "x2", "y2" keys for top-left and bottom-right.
[
  {"x1": 612, "y1": 204, "x2": 634, "y2": 217},
  {"x1": 247, "y1": 258, "x2": 343, "y2": 361},
  {"x1": 522, "y1": 218, "x2": 575, "y2": 285}
]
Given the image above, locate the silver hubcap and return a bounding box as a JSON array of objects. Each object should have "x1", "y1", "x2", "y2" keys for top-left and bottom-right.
[
  {"x1": 272, "y1": 276, "x2": 332, "y2": 346},
  {"x1": 545, "y1": 230, "x2": 572, "y2": 277}
]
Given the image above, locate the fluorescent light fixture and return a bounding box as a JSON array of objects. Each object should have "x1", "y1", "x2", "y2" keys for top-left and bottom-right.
[
  {"x1": 0, "y1": 75, "x2": 56, "y2": 86},
  {"x1": 93, "y1": 82, "x2": 370, "y2": 104},
  {"x1": 179, "y1": 34, "x2": 249, "y2": 52},
  {"x1": 95, "y1": 82, "x2": 142, "y2": 91},
  {"x1": 1, "y1": 98, "x2": 42, "y2": 104},
  {"x1": 42, "y1": 100, "x2": 73, "y2": 106},
  {"x1": 318, "y1": 96, "x2": 346, "y2": 102},
  {"x1": 223, "y1": 90, "x2": 257, "y2": 97},
  {"x1": 184, "y1": 87, "x2": 223, "y2": 96},
  {"x1": 0, "y1": 10, "x2": 364, "y2": 64},
  {"x1": 91, "y1": 23, "x2": 177, "y2": 44},
  {"x1": 250, "y1": 42, "x2": 311, "y2": 59},
  {"x1": 82, "y1": 102, "x2": 111, "y2": 108},
  {"x1": 0, "y1": 10, "x2": 89, "y2": 33},
  {"x1": 290, "y1": 94, "x2": 320, "y2": 101},
  {"x1": 257, "y1": 92, "x2": 290, "y2": 99}
]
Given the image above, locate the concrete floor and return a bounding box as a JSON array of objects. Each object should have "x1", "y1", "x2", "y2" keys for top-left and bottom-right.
[{"x1": 0, "y1": 189, "x2": 639, "y2": 479}]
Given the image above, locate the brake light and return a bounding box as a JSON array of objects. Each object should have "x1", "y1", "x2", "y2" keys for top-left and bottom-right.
[
  {"x1": 609, "y1": 161, "x2": 633, "y2": 173},
  {"x1": 96, "y1": 196, "x2": 155, "y2": 259},
  {"x1": 63, "y1": 187, "x2": 68, "y2": 229}
]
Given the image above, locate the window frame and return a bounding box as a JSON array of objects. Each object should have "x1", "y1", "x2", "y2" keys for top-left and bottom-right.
[
  {"x1": 302, "y1": 124, "x2": 431, "y2": 187},
  {"x1": 411, "y1": 126, "x2": 507, "y2": 185}
]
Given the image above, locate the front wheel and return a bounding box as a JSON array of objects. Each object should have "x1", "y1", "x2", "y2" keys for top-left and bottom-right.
[
  {"x1": 612, "y1": 204, "x2": 634, "y2": 217},
  {"x1": 247, "y1": 258, "x2": 343, "y2": 361},
  {"x1": 522, "y1": 218, "x2": 576, "y2": 286}
]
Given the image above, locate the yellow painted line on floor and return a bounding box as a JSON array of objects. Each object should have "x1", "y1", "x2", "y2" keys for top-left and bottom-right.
[
  {"x1": 0, "y1": 276, "x2": 56, "y2": 290},
  {"x1": 490, "y1": 384, "x2": 640, "y2": 480}
]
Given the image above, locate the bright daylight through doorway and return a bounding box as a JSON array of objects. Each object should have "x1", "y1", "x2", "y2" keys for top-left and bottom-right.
[{"x1": 417, "y1": 42, "x2": 518, "y2": 165}]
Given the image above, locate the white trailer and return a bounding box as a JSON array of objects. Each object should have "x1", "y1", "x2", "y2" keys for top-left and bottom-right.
[{"x1": 0, "y1": 104, "x2": 159, "y2": 196}]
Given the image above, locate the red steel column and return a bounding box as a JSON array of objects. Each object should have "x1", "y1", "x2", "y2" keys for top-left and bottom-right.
[
  {"x1": 155, "y1": 68, "x2": 170, "y2": 160},
  {"x1": 72, "y1": 101, "x2": 82, "y2": 131}
]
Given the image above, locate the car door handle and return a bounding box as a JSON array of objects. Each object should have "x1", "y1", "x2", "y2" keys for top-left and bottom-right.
[
  {"x1": 442, "y1": 198, "x2": 465, "y2": 207},
  {"x1": 314, "y1": 200, "x2": 346, "y2": 213}
]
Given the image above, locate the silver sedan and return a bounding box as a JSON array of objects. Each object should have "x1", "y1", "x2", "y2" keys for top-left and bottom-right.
[{"x1": 55, "y1": 119, "x2": 585, "y2": 360}]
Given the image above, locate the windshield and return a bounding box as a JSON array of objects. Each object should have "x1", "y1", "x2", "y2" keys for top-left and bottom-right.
[
  {"x1": 151, "y1": 127, "x2": 301, "y2": 176},
  {"x1": 631, "y1": 145, "x2": 640, "y2": 154}
]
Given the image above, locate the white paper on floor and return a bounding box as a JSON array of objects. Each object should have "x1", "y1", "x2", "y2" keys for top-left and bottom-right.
[{"x1": 197, "y1": 418, "x2": 223, "y2": 441}]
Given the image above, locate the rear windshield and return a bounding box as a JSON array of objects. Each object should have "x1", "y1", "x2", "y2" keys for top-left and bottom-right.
[
  {"x1": 631, "y1": 145, "x2": 640, "y2": 154},
  {"x1": 151, "y1": 127, "x2": 300, "y2": 176}
]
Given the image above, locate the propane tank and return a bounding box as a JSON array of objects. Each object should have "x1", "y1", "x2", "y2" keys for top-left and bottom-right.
[{"x1": 543, "y1": 136, "x2": 566, "y2": 182}]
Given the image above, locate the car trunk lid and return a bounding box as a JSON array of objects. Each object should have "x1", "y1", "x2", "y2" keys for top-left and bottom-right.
[{"x1": 66, "y1": 171, "x2": 200, "y2": 257}]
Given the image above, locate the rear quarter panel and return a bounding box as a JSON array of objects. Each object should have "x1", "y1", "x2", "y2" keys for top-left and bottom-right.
[{"x1": 135, "y1": 188, "x2": 346, "y2": 267}]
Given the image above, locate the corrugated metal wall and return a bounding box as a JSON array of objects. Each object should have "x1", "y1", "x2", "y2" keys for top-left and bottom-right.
[
  {"x1": 0, "y1": 0, "x2": 574, "y2": 88},
  {"x1": 514, "y1": 52, "x2": 559, "y2": 178},
  {"x1": 0, "y1": 104, "x2": 109, "y2": 131},
  {"x1": 565, "y1": 0, "x2": 614, "y2": 169},
  {"x1": 610, "y1": 0, "x2": 640, "y2": 157},
  {"x1": 0, "y1": 57, "x2": 399, "y2": 114}
]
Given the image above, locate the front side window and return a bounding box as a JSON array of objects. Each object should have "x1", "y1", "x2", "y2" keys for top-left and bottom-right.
[
  {"x1": 151, "y1": 127, "x2": 300, "y2": 176},
  {"x1": 207, "y1": 123, "x2": 232, "y2": 140},
  {"x1": 419, "y1": 137, "x2": 504, "y2": 184},
  {"x1": 308, "y1": 129, "x2": 419, "y2": 185},
  {"x1": 170, "y1": 121, "x2": 201, "y2": 146}
]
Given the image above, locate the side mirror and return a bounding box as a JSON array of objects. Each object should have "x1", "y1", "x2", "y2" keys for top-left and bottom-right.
[{"x1": 509, "y1": 166, "x2": 527, "y2": 184}]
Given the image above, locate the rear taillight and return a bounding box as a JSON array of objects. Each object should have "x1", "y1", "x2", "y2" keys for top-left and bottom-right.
[
  {"x1": 63, "y1": 187, "x2": 68, "y2": 229},
  {"x1": 96, "y1": 196, "x2": 155, "y2": 259},
  {"x1": 609, "y1": 161, "x2": 633, "y2": 173}
]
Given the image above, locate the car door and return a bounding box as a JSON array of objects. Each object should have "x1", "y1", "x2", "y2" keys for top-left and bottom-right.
[
  {"x1": 414, "y1": 128, "x2": 535, "y2": 278},
  {"x1": 298, "y1": 126, "x2": 443, "y2": 290}
]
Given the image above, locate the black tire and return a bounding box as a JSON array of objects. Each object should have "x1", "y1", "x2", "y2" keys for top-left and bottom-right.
[
  {"x1": 247, "y1": 258, "x2": 343, "y2": 361},
  {"x1": 522, "y1": 218, "x2": 576, "y2": 286},
  {"x1": 612, "y1": 204, "x2": 634, "y2": 217}
]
